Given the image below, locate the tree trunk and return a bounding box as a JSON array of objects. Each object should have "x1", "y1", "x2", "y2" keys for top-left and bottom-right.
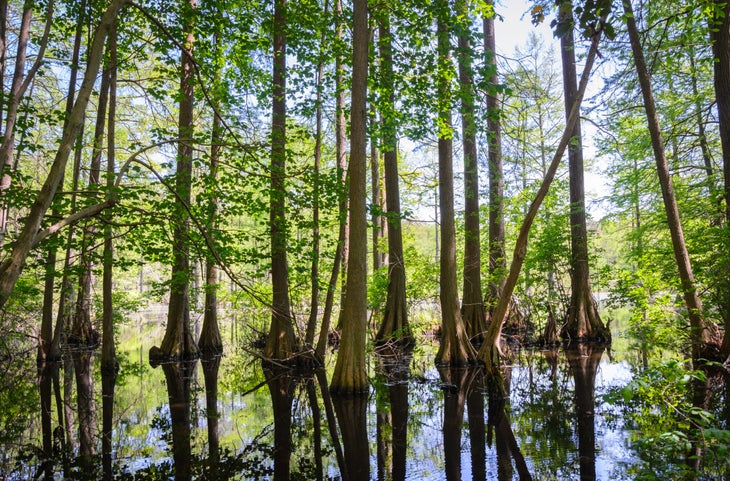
[
  {"x1": 316, "y1": 0, "x2": 348, "y2": 361},
  {"x1": 201, "y1": 354, "x2": 221, "y2": 471},
  {"x1": 709, "y1": 0, "x2": 730, "y2": 359},
  {"x1": 306, "y1": 0, "x2": 329, "y2": 349},
  {"x1": 623, "y1": 0, "x2": 720, "y2": 361},
  {"x1": 199, "y1": 18, "x2": 224, "y2": 355},
  {"x1": 265, "y1": 0, "x2": 296, "y2": 361},
  {"x1": 457, "y1": 0, "x2": 487, "y2": 345},
  {"x1": 265, "y1": 367, "x2": 296, "y2": 481},
  {"x1": 484, "y1": 1, "x2": 506, "y2": 311},
  {"x1": 435, "y1": 0, "x2": 475, "y2": 366},
  {"x1": 477, "y1": 18, "x2": 605, "y2": 377},
  {"x1": 71, "y1": 42, "x2": 112, "y2": 347},
  {"x1": 0, "y1": 0, "x2": 126, "y2": 308},
  {"x1": 375, "y1": 9, "x2": 411, "y2": 346},
  {"x1": 102, "y1": 26, "x2": 117, "y2": 371},
  {"x1": 558, "y1": 1, "x2": 608, "y2": 342},
  {"x1": 371, "y1": 112, "x2": 383, "y2": 272},
  {"x1": 330, "y1": 0, "x2": 369, "y2": 395},
  {"x1": 154, "y1": 0, "x2": 199, "y2": 361}
]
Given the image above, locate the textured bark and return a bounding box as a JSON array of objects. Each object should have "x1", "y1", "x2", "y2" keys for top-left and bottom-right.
[
  {"x1": 709, "y1": 0, "x2": 730, "y2": 358},
  {"x1": 558, "y1": 2, "x2": 609, "y2": 342},
  {"x1": 375, "y1": 10, "x2": 411, "y2": 346},
  {"x1": 330, "y1": 0, "x2": 369, "y2": 395},
  {"x1": 316, "y1": 0, "x2": 348, "y2": 361},
  {"x1": 156, "y1": 0, "x2": 199, "y2": 361},
  {"x1": 478, "y1": 19, "x2": 604, "y2": 376},
  {"x1": 457, "y1": 0, "x2": 487, "y2": 345},
  {"x1": 74, "y1": 349, "x2": 96, "y2": 469},
  {"x1": 0, "y1": 0, "x2": 126, "y2": 308},
  {"x1": 435, "y1": 0, "x2": 475, "y2": 366},
  {"x1": 624, "y1": 0, "x2": 720, "y2": 360},
  {"x1": 265, "y1": 0, "x2": 296, "y2": 361}
]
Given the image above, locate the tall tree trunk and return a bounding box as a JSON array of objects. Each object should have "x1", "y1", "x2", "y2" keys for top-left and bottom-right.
[
  {"x1": 457, "y1": 0, "x2": 487, "y2": 345},
  {"x1": 101, "y1": 24, "x2": 117, "y2": 371},
  {"x1": 154, "y1": 0, "x2": 199, "y2": 361},
  {"x1": 484, "y1": 1, "x2": 506, "y2": 309},
  {"x1": 42, "y1": 0, "x2": 85, "y2": 364},
  {"x1": 101, "y1": 33, "x2": 117, "y2": 481},
  {"x1": 330, "y1": 0, "x2": 369, "y2": 395},
  {"x1": 558, "y1": 1, "x2": 608, "y2": 342},
  {"x1": 623, "y1": 0, "x2": 720, "y2": 361},
  {"x1": 435, "y1": 0, "x2": 475, "y2": 366},
  {"x1": 306, "y1": 0, "x2": 330, "y2": 349},
  {"x1": 375, "y1": 8, "x2": 411, "y2": 346},
  {"x1": 265, "y1": 0, "x2": 296, "y2": 361},
  {"x1": 371, "y1": 113, "x2": 383, "y2": 272},
  {"x1": 0, "y1": 0, "x2": 126, "y2": 308},
  {"x1": 199, "y1": 16, "x2": 224, "y2": 354},
  {"x1": 478, "y1": 17, "x2": 605, "y2": 377},
  {"x1": 71, "y1": 42, "x2": 112, "y2": 347},
  {"x1": 709, "y1": 0, "x2": 730, "y2": 358},
  {"x1": 316, "y1": 0, "x2": 348, "y2": 361}
]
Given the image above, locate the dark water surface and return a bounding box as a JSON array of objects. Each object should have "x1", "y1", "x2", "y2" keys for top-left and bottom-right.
[{"x1": 3, "y1": 334, "x2": 730, "y2": 480}]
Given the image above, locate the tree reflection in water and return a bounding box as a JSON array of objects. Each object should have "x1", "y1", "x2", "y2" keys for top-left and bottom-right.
[
  {"x1": 18, "y1": 340, "x2": 730, "y2": 479},
  {"x1": 160, "y1": 360, "x2": 195, "y2": 481}
]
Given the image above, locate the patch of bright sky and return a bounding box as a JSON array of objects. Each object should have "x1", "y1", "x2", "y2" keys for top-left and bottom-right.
[{"x1": 493, "y1": 0, "x2": 610, "y2": 220}]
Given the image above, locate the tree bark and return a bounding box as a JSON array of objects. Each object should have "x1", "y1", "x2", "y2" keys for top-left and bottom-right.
[
  {"x1": 558, "y1": 1, "x2": 608, "y2": 342},
  {"x1": 199, "y1": 16, "x2": 224, "y2": 355},
  {"x1": 457, "y1": 0, "x2": 487, "y2": 345},
  {"x1": 708, "y1": 0, "x2": 730, "y2": 358},
  {"x1": 155, "y1": 0, "x2": 199, "y2": 361},
  {"x1": 265, "y1": 0, "x2": 296, "y2": 361},
  {"x1": 330, "y1": 0, "x2": 369, "y2": 395},
  {"x1": 102, "y1": 25, "x2": 117, "y2": 371},
  {"x1": 623, "y1": 0, "x2": 720, "y2": 361},
  {"x1": 0, "y1": 0, "x2": 127, "y2": 309},
  {"x1": 375, "y1": 9, "x2": 411, "y2": 346},
  {"x1": 484, "y1": 1, "x2": 506, "y2": 310},
  {"x1": 435, "y1": 0, "x2": 475, "y2": 366}
]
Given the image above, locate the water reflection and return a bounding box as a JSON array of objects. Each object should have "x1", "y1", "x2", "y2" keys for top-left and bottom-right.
[
  {"x1": 16, "y1": 339, "x2": 730, "y2": 479},
  {"x1": 565, "y1": 343, "x2": 605, "y2": 481},
  {"x1": 160, "y1": 360, "x2": 195, "y2": 481},
  {"x1": 374, "y1": 348, "x2": 411, "y2": 481}
]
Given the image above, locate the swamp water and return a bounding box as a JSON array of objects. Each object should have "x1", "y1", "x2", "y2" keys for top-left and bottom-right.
[{"x1": 3, "y1": 329, "x2": 730, "y2": 480}]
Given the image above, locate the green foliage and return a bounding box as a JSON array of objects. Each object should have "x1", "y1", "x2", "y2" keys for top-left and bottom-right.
[{"x1": 604, "y1": 360, "x2": 730, "y2": 479}]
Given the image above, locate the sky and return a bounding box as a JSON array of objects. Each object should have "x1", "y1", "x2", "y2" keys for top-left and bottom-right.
[{"x1": 493, "y1": 0, "x2": 610, "y2": 219}]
